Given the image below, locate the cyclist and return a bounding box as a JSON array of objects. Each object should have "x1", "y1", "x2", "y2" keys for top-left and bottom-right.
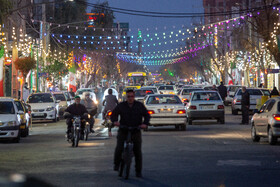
[
  {"x1": 111, "y1": 89, "x2": 150, "y2": 178},
  {"x1": 64, "y1": 96, "x2": 88, "y2": 140},
  {"x1": 102, "y1": 88, "x2": 118, "y2": 119},
  {"x1": 81, "y1": 92, "x2": 97, "y2": 133}
]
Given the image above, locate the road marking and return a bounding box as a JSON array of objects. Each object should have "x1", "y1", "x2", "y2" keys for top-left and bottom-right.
[{"x1": 217, "y1": 160, "x2": 261, "y2": 166}]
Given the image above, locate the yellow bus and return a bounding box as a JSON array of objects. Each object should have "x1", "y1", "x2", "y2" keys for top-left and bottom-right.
[{"x1": 127, "y1": 72, "x2": 147, "y2": 86}]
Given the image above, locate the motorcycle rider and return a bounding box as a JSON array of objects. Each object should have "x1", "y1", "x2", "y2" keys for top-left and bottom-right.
[
  {"x1": 64, "y1": 96, "x2": 88, "y2": 140},
  {"x1": 102, "y1": 88, "x2": 118, "y2": 119},
  {"x1": 81, "y1": 92, "x2": 97, "y2": 133}
]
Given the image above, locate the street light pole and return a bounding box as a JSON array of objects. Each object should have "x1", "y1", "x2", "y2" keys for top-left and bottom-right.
[{"x1": 36, "y1": 45, "x2": 39, "y2": 92}]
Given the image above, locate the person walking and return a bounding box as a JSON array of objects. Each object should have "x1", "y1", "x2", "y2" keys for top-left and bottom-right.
[
  {"x1": 241, "y1": 87, "x2": 250, "y2": 125},
  {"x1": 270, "y1": 87, "x2": 279, "y2": 97},
  {"x1": 218, "y1": 82, "x2": 227, "y2": 102},
  {"x1": 111, "y1": 90, "x2": 150, "y2": 178}
]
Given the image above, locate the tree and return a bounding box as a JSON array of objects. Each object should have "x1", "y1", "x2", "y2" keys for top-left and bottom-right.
[
  {"x1": 0, "y1": 0, "x2": 12, "y2": 24},
  {"x1": 14, "y1": 56, "x2": 36, "y2": 81}
]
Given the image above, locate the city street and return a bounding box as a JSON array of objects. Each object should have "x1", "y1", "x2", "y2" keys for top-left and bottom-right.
[{"x1": 1, "y1": 107, "x2": 280, "y2": 187}]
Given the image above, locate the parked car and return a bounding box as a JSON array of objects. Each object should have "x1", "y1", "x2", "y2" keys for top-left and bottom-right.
[
  {"x1": 53, "y1": 92, "x2": 68, "y2": 116},
  {"x1": 186, "y1": 91, "x2": 225, "y2": 125},
  {"x1": 14, "y1": 99, "x2": 31, "y2": 137},
  {"x1": 158, "y1": 85, "x2": 176, "y2": 94},
  {"x1": 0, "y1": 98, "x2": 22, "y2": 142},
  {"x1": 63, "y1": 91, "x2": 75, "y2": 106},
  {"x1": 144, "y1": 94, "x2": 187, "y2": 130},
  {"x1": 231, "y1": 88, "x2": 265, "y2": 115},
  {"x1": 26, "y1": 93, "x2": 60, "y2": 122},
  {"x1": 141, "y1": 86, "x2": 159, "y2": 94},
  {"x1": 178, "y1": 88, "x2": 204, "y2": 103},
  {"x1": 225, "y1": 85, "x2": 242, "y2": 106},
  {"x1": 251, "y1": 97, "x2": 280, "y2": 145},
  {"x1": 260, "y1": 89, "x2": 270, "y2": 97},
  {"x1": 134, "y1": 89, "x2": 154, "y2": 103}
]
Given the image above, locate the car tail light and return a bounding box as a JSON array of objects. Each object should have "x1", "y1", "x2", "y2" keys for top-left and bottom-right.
[
  {"x1": 189, "y1": 105, "x2": 197, "y2": 110},
  {"x1": 273, "y1": 114, "x2": 280, "y2": 121},
  {"x1": 177, "y1": 110, "x2": 186, "y2": 114},
  {"x1": 233, "y1": 99, "x2": 241, "y2": 104},
  {"x1": 182, "y1": 99, "x2": 188, "y2": 103},
  {"x1": 148, "y1": 110, "x2": 155, "y2": 115},
  {"x1": 108, "y1": 111, "x2": 112, "y2": 116},
  {"x1": 218, "y1": 105, "x2": 224, "y2": 109}
]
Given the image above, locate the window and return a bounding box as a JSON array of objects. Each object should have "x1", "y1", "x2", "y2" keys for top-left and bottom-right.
[
  {"x1": 192, "y1": 92, "x2": 221, "y2": 101},
  {"x1": 261, "y1": 90, "x2": 270, "y2": 96},
  {"x1": 0, "y1": 102, "x2": 15, "y2": 114},
  {"x1": 27, "y1": 94, "x2": 54, "y2": 103},
  {"x1": 135, "y1": 90, "x2": 154, "y2": 97},
  {"x1": 158, "y1": 86, "x2": 174, "y2": 91},
  {"x1": 237, "y1": 89, "x2": 263, "y2": 96},
  {"x1": 15, "y1": 101, "x2": 24, "y2": 112},
  {"x1": 260, "y1": 100, "x2": 270, "y2": 113},
  {"x1": 147, "y1": 95, "x2": 181, "y2": 105},
  {"x1": 182, "y1": 89, "x2": 203, "y2": 95},
  {"x1": 266, "y1": 100, "x2": 276, "y2": 112}
]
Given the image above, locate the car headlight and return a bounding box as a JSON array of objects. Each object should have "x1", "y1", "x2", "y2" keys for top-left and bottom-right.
[
  {"x1": 7, "y1": 121, "x2": 16, "y2": 126},
  {"x1": 94, "y1": 100, "x2": 98, "y2": 104},
  {"x1": 46, "y1": 107, "x2": 55, "y2": 111}
]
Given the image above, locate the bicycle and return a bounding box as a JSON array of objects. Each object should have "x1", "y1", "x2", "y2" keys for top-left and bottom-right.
[{"x1": 118, "y1": 126, "x2": 140, "y2": 179}]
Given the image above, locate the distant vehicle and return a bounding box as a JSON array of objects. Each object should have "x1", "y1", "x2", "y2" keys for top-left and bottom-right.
[
  {"x1": 76, "y1": 88, "x2": 97, "y2": 104},
  {"x1": 178, "y1": 88, "x2": 204, "y2": 103},
  {"x1": 14, "y1": 99, "x2": 31, "y2": 137},
  {"x1": 231, "y1": 88, "x2": 265, "y2": 115},
  {"x1": 127, "y1": 72, "x2": 147, "y2": 86},
  {"x1": 225, "y1": 85, "x2": 242, "y2": 106},
  {"x1": 158, "y1": 85, "x2": 176, "y2": 95},
  {"x1": 0, "y1": 98, "x2": 22, "y2": 142},
  {"x1": 140, "y1": 86, "x2": 159, "y2": 94},
  {"x1": 186, "y1": 91, "x2": 225, "y2": 125},
  {"x1": 251, "y1": 97, "x2": 280, "y2": 145},
  {"x1": 53, "y1": 92, "x2": 68, "y2": 116},
  {"x1": 134, "y1": 89, "x2": 154, "y2": 103},
  {"x1": 63, "y1": 91, "x2": 75, "y2": 106},
  {"x1": 26, "y1": 93, "x2": 60, "y2": 122},
  {"x1": 144, "y1": 94, "x2": 187, "y2": 130}
]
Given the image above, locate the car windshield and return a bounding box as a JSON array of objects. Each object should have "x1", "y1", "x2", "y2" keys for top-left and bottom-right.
[
  {"x1": 77, "y1": 90, "x2": 92, "y2": 95},
  {"x1": 0, "y1": 101, "x2": 15, "y2": 114},
  {"x1": 262, "y1": 90, "x2": 270, "y2": 96},
  {"x1": 15, "y1": 101, "x2": 24, "y2": 112},
  {"x1": 27, "y1": 94, "x2": 54, "y2": 103},
  {"x1": 146, "y1": 95, "x2": 181, "y2": 104},
  {"x1": 135, "y1": 90, "x2": 154, "y2": 97},
  {"x1": 158, "y1": 86, "x2": 174, "y2": 90},
  {"x1": 182, "y1": 89, "x2": 203, "y2": 95},
  {"x1": 54, "y1": 94, "x2": 66, "y2": 101},
  {"x1": 237, "y1": 89, "x2": 263, "y2": 95},
  {"x1": 192, "y1": 92, "x2": 221, "y2": 101}
]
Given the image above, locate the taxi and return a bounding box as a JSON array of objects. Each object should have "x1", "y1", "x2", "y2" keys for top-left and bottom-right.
[{"x1": 14, "y1": 99, "x2": 32, "y2": 137}]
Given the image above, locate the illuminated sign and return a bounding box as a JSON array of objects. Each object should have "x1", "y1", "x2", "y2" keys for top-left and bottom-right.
[{"x1": 86, "y1": 13, "x2": 105, "y2": 27}]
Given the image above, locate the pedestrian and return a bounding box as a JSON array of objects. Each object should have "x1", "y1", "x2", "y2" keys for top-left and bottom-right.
[
  {"x1": 241, "y1": 86, "x2": 250, "y2": 125},
  {"x1": 22, "y1": 83, "x2": 30, "y2": 102},
  {"x1": 218, "y1": 82, "x2": 227, "y2": 102},
  {"x1": 212, "y1": 85, "x2": 218, "y2": 91},
  {"x1": 270, "y1": 87, "x2": 279, "y2": 97},
  {"x1": 111, "y1": 89, "x2": 150, "y2": 178}
]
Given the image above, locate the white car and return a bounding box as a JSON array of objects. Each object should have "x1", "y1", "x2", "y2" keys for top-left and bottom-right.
[
  {"x1": 141, "y1": 86, "x2": 159, "y2": 94},
  {"x1": 0, "y1": 98, "x2": 22, "y2": 142},
  {"x1": 103, "y1": 88, "x2": 119, "y2": 101},
  {"x1": 53, "y1": 92, "x2": 68, "y2": 116},
  {"x1": 144, "y1": 94, "x2": 187, "y2": 130},
  {"x1": 231, "y1": 88, "x2": 264, "y2": 115},
  {"x1": 178, "y1": 88, "x2": 203, "y2": 103},
  {"x1": 27, "y1": 93, "x2": 60, "y2": 122},
  {"x1": 187, "y1": 91, "x2": 225, "y2": 125},
  {"x1": 158, "y1": 85, "x2": 176, "y2": 95}
]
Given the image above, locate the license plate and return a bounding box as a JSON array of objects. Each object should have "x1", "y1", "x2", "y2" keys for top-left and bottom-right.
[
  {"x1": 200, "y1": 106, "x2": 213, "y2": 110},
  {"x1": 33, "y1": 113, "x2": 44, "y2": 116},
  {"x1": 160, "y1": 109, "x2": 173, "y2": 113}
]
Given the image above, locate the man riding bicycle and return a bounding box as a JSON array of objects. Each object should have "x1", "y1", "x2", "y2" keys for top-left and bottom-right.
[
  {"x1": 64, "y1": 96, "x2": 88, "y2": 140},
  {"x1": 111, "y1": 89, "x2": 150, "y2": 178},
  {"x1": 81, "y1": 92, "x2": 97, "y2": 133}
]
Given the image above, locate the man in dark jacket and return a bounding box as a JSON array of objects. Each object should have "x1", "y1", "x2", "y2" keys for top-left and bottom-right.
[
  {"x1": 111, "y1": 90, "x2": 150, "y2": 178},
  {"x1": 64, "y1": 96, "x2": 88, "y2": 139},
  {"x1": 218, "y1": 82, "x2": 227, "y2": 101},
  {"x1": 241, "y1": 87, "x2": 250, "y2": 124},
  {"x1": 270, "y1": 87, "x2": 279, "y2": 97}
]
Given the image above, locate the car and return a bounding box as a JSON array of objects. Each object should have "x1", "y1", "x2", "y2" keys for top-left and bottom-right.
[
  {"x1": 260, "y1": 88, "x2": 270, "y2": 97},
  {"x1": 144, "y1": 94, "x2": 187, "y2": 130},
  {"x1": 0, "y1": 98, "x2": 22, "y2": 142},
  {"x1": 122, "y1": 86, "x2": 140, "y2": 100},
  {"x1": 26, "y1": 93, "x2": 60, "y2": 122},
  {"x1": 231, "y1": 88, "x2": 265, "y2": 115},
  {"x1": 63, "y1": 91, "x2": 75, "y2": 106},
  {"x1": 14, "y1": 99, "x2": 31, "y2": 137},
  {"x1": 251, "y1": 97, "x2": 280, "y2": 145},
  {"x1": 225, "y1": 85, "x2": 242, "y2": 106},
  {"x1": 178, "y1": 88, "x2": 204, "y2": 103},
  {"x1": 52, "y1": 92, "x2": 68, "y2": 117},
  {"x1": 134, "y1": 89, "x2": 154, "y2": 103},
  {"x1": 140, "y1": 86, "x2": 159, "y2": 94},
  {"x1": 76, "y1": 88, "x2": 97, "y2": 103},
  {"x1": 186, "y1": 91, "x2": 225, "y2": 125},
  {"x1": 158, "y1": 85, "x2": 176, "y2": 94}
]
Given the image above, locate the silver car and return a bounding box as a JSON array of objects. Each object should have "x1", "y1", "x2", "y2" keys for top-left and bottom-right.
[
  {"x1": 225, "y1": 85, "x2": 242, "y2": 106},
  {"x1": 251, "y1": 97, "x2": 280, "y2": 145},
  {"x1": 179, "y1": 88, "x2": 203, "y2": 103},
  {"x1": 134, "y1": 89, "x2": 154, "y2": 103}
]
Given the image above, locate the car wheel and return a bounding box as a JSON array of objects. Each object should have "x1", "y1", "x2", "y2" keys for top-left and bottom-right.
[
  {"x1": 232, "y1": 109, "x2": 238, "y2": 115},
  {"x1": 53, "y1": 110, "x2": 58, "y2": 123},
  {"x1": 268, "y1": 127, "x2": 277, "y2": 145},
  {"x1": 13, "y1": 130, "x2": 21, "y2": 143},
  {"x1": 251, "y1": 125, "x2": 260, "y2": 142},
  {"x1": 181, "y1": 124, "x2": 187, "y2": 131}
]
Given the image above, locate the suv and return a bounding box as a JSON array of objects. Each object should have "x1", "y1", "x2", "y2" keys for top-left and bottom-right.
[
  {"x1": 225, "y1": 85, "x2": 242, "y2": 106},
  {"x1": 27, "y1": 93, "x2": 60, "y2": 122},
  {"x1": 0, "y1": 98, "x2": 22, "y2": 142},
  {"x1": 231, "y1": 88, "x2": 264, "y2": 115}
]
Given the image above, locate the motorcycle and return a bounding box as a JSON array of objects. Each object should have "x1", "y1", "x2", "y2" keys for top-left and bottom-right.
[
  {"x1": 84, "y1": 113, "x2": 94, "y2": 141},
  {"x1": 70, "y1": 116, "x2": 82, "y2": 147},
  {"x1": 102, "y1": 110, "x2": 113, "y2": 136}
]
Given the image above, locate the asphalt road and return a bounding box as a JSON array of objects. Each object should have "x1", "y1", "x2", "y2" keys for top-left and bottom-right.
[{"x1": 1, "y1": 107, "x2": 280, "y2": 187}]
